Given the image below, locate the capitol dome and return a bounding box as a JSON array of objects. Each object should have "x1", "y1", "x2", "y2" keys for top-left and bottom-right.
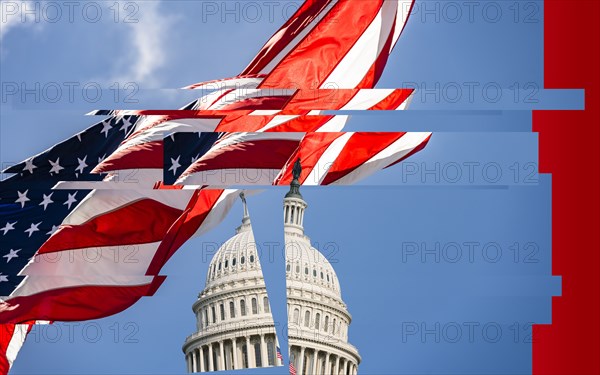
[
  {"x1": 183, "y1": 173, "x2": 360, "y2": 374},
  {"x1": 284, "y1": 175, "x2": 360, "y2": 375},
  {"x1": 284, "y1": 216, "x2": 343, "y2": 301},
  {"x1": 182, "y1": 193, "x2": 281, "y2": 373},
  {"x1": 203, "y1": 206, "x2": 262, "y2": 290}
]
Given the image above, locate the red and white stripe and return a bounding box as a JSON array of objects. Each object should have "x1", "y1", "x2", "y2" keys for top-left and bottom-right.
[
  {"x1": 95, "y1": 0, "x2": 416, "y2": 175},
  {"x1": 253, "y1": 0, "x2": 415, "y2": 89},
  {"x1": 182, "y1": 75, "x2": 265, "y2": 91},
  {"x1": 0, "y1": 188, "x2": 240, "y2": 324},
  {"x1": 176, "y1": 132, "x2": 304, "y2": 186},
  {"x1": 142, "y1": 88, "x2": 415, "y2": 187},
  {"x1": 91, "y1": 88, "x2": 414, "y2": 118},
  {"x1": 275, "y1": 132, "x2": 432, "y2": 186},
  {"x1": 176, "y1": 131, "x2": 431, "y2": 188},
  {"x1": 0, "y1": 321, "x2": 30, "y2": 374},
  {"x1": 85, "y1": 88, "x2": 413, "y2": 172}
]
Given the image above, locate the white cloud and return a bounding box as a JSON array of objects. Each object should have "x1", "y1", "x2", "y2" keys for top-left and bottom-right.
[
  {"x1": 1, "y1": 1, "x2": 176, "y2": 86},
  {"x1": 111, "y1": 1, "x2": 177, "y2": 87},
  {"x1": 0, "y1": 1, "x2": 40, "y2": 46}
]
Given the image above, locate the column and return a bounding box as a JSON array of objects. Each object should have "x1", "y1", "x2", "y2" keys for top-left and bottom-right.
[
  {"x1": 260, "y1": 334, "x2": 268, "y2": 367},
  {"x1": 335, "y1": 356, "x2": 340, "y2": 375},
  {"x1": 246, "y1": 336, "x2": 255, "y2": 368},
  {"x1": 311, "y1": 350, "x2": 318, "y2": 375},
  {"x1": 186, "y1": 353, "x2": 191, "y2": 373},
  {"x1": 191, "y1": 350, "x2": 197, "y2": 373},
  {"x1": 208, "y1": 344, "x2": 214, "y2": 372},
  {"x1": 199, "y1": 347, "x2": 205, "y2": 372},
  {"x1": 232, "y1": 338, "x2": 239, "y2": 369},
  {"x1": 298, "y1": 346, "x2": 305, "y2": 375},
  {"x1": 343, "y1": 359, "x2": 348, "y2": 375},
  {"x1": 218, "y1": 341, "x2": 225, "y2": 370},
  {"x1": 324, "y1": 353, "x2": 331, "y2": 375}
]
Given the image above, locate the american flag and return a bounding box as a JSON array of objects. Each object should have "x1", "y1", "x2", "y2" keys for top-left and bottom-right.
[
  {"x1": 276, "y1": 346, "x2": 284, "y2": 365},
  {"x1": 289, "y1": 361, "x2": 297, "y2": 375},
  {"x1": 1, "y1": 0, "x2": 424, "y2": 372},
  {"x1": 0, "y1": 116, "x2": 135, "y2": 372}
]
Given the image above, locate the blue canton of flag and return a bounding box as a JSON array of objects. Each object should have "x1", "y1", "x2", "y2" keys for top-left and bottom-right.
[
  {"x1": 162, "y1": 132, "x2": 222, "y2": 185},
  {"x1": 0, "y1": 116, "x2": 137, "y2": 297}
]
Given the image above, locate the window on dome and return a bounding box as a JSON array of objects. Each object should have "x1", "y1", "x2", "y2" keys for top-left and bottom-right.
[
  {"x1": 327, "y1": 274, "x2": 330, "y2": 282},
  {"x1": 225, "y1": 260, "x2": 228, "y2": 268},
  {"x1": 251, "y1": 298, "x2": 258, "y2": 314},
  {"x1": 313, "y1": 269, "x2": 317, "y2": 277},
  {"x1": 263, "y1": 297, "x2": 270, "y2": 313},
  {"x1": 315, "y1": 313, "x2": 320, "y2": 330},
  {"x1": 304, "y1": 267, "x2": 309, "y2": 275},
  {"x1": 220, "y1": 303, "x2": 225, "y2": 321},
  {"x1": 250, "y1": 254, "x2": 255, "y2": 263},
  {"x1": 218, "y1": 262, "x2": 222, "y2": 270},
  {"x1": 211, "y1": 306, "x2": 216, "y2": 323},
  {"x1": 293, "y1": 308, "x2": 299, "y2": 324},
  {"x1": 324, "y1": 316, "x2": 329, "y2": 332},
  {"x1": 286, "y1": 264, "x2": 291, "y2": 272},
  {"x1": 240, "y1": 300, "x2": 246, "y2": 316},
  {"x1": 232, "y1": 258, "x2": 236, "y2": 266},
  {"x1": 295, "y1": 264, "x2": 300, "y2": 273},
  {"x1": 241, "y1": 256, "x2": 245, "y2": 264},
  {"x1": 230, "y1": 301, "x2": 235, "y2": 318},
  {"x1": 320, "y1": 272, "x2": 324, "y2": 279},
  {"x1": 204, "y1": 308, "x2": 209, "y2": 327},
  {"x1": 333, "y1": 318, "x2": 337, "y2": 334},
  {"x1": 304, "y1": 311, "x2": 310, "y2": 327}
]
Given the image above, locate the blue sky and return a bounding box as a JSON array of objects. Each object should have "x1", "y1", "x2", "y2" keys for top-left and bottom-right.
[{"x1": 0, "y1": 0, "x2": 574, "y2": 373}]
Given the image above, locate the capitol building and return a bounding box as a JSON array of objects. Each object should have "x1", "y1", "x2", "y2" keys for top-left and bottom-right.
[{"x1": 183, "y1": 176, "x2": 360, "y2": 374}]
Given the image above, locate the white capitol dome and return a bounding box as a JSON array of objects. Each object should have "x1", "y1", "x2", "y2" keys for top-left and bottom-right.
[
  {"x1": 284, "y1": 179, "x2": 360, "y2": 375},
  {"x1": 183, "y1": 180, "x2": 360, "y2": 374},
  {"x1": 182, "y1": 196, "x2": 279, "y2": 372}
]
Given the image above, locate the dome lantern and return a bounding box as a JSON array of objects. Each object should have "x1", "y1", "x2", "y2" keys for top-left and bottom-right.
[{"x1": 283, "y1": 158, "x2": 307, "y2": 234}]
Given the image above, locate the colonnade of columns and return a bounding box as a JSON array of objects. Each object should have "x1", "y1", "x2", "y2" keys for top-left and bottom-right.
[
  {"x1": 284, "y1": 199, "x2": 305, "y2": 227},
  {"x1": 291, "y1": 345, "x2": 358, "y2": 375},
  {"x1": 186, "y1": 333, "x2": 277, "y2": 373}
]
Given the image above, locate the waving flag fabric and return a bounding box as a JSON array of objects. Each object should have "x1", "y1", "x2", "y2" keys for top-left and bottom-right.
[
  {"x1": 0, "y1": 0, "x2": 422, "y2": 372},
  {"x1": 0, "y1": 321, "x2": 36, "y2": 374},
  {"x1": 276, "y1": 132, "x2": 432, "y2": 186},
  {"x1": 0, "y1": 117, "x2": 135, "y2": 373},
  {"x1": 244, "y1": 0, "x2": 414, "y2": 89}
]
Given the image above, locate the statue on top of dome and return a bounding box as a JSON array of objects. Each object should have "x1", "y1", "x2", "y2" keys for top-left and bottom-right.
[
  {"x1": 292, "y1": 158, "x2": 302, "y2": 181},
  {"x1": 285, "y1": 159, "x2": 303, "y2": 199},
  {"x1": 239, "y1": 191, "x2": 250, "y2": 222}
]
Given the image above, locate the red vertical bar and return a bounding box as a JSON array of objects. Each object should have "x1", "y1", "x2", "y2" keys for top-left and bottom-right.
[{"x1": 533, "y1": 1, "x2": 600, "y2": 374}]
